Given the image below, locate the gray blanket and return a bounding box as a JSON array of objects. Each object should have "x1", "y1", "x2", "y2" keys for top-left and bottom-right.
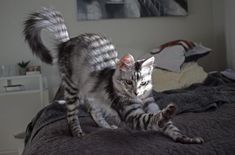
[
  {"x1": 153, "y1": 73, "x2": 235, "y2": 114},
  {"x1": 23, "y1": 72, "x2": 235, "y2": 155}
]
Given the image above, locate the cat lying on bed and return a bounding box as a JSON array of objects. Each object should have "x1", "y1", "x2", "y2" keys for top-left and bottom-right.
[{"x1": 23, "y1": 7, "x2": 203, "y2": 144}]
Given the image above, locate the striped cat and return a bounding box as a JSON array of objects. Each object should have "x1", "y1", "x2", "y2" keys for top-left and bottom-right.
[{"x1": 23, "y1": 7, "x2": 203, "y2": 144}]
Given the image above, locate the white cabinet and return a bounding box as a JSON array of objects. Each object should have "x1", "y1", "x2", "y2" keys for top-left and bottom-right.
[{"x1": 0, "y1": 74, "x2": 49, "y2": 154}]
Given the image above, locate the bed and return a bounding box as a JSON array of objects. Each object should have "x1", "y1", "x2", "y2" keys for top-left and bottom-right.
[{"x1": 22, "y1": 71, "x2": 235, "y2": 155}]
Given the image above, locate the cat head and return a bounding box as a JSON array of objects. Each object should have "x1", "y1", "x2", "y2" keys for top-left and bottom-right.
[{"x1": 113, "y1": 54, "x2": 155, "y2": 99}]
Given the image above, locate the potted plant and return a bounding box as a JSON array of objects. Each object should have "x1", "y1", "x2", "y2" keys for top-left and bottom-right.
[{"x1": 17, "y1": 61, "x2": 30, "y2": 75}]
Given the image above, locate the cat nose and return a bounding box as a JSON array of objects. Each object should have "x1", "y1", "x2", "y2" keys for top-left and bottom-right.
[{"x1": 134, "y1": 91, "x2": 138, "y2": 96}]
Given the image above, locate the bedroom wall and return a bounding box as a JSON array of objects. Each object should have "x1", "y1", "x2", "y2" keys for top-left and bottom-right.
[
  {"x1": 0, "y1": 0, "x2": 226, "y2": 100},
  {"x1": 225, "y1": 0, "x2": 235, "y2": 70}
]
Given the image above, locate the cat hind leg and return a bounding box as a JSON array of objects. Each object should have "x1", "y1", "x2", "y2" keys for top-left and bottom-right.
[{"x1": 63, "y1": 77, "x2": 84, "y2": 137}]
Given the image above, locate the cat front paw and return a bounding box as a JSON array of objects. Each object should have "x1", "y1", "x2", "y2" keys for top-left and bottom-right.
[
  {"x1": 176, "y1": 136, "x2": 204, "y2": 144},
  {"x1": 164, "y1": 103, "x2": 176, "y2": 118},
  {"x1": 157, "y1": 103, "x2": 177, "y2": 128},
  {"x1": 72, "y1": 131, "x2": 85, "y2": 137},
  {"x1": 110, "y1": 125, "x2": 118, "y2": 129}
]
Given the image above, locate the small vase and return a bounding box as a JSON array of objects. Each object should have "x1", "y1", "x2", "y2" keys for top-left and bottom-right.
[{"x1": 19, "y1": 68, "x2": 26, "y2": 75}]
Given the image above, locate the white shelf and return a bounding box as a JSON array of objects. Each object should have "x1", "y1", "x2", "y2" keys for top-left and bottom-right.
[
  {"x1": 0, "y1": 74, "x2": 45, "y2": 106},
  {"x1": 105, "y1": 2, "x2": 126, "y2": 4},
  {"x1": 105, "y1": 0, "x2": 125, "y2": 4},
  {"x1": 0, "y1": 74, "x2": 41, "y2": 80},
  {"x1": 0, "y1": 73, "x2": 49, "y2": 154},
  {"x1": 0, "y1": 89, "x2": 41, "y2": 96},
  {"x1": 0, "y1": 89, "x2": 49, "y2": 153}
]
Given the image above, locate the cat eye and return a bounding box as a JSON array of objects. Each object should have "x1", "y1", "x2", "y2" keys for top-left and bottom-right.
[
  {"x1": 124, "y1": 80, "x2": 133, "y2": 85},
  {"x1": 140, "y1": 81, "x2": 149, "y2": 86}
]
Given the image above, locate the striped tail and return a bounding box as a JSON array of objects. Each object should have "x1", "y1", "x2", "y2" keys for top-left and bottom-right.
[{"x1": 23, "y1": 7, "x2": 70, "y2": 64}]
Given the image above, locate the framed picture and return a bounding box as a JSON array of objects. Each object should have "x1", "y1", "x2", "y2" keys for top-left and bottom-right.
[{"x1": 76, "y1": 0, "x2": 188, "y2": 21}]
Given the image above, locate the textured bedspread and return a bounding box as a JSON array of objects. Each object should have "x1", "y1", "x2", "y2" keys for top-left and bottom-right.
[{"x1": 23, "y1": 72, "x2": 235, "y2": 155}]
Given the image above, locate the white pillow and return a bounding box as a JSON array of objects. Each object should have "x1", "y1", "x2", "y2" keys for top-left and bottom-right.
[
  {"x1": 153, "y1": 45, "x2": 185, "y2": 72},
  {"x1": 150, "y1": 40, "x2": 211, "y2": 72},
  {"x1": 152, "y1": 62, "x2": 208, "y2": 92}
]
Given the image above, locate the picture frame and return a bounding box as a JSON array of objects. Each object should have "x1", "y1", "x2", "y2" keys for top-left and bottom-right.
[{"x1": 76, "y1": 0, "x2": 188, "y2": 21}]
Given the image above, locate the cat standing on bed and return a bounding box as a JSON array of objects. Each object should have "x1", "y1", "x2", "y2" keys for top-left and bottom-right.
[{"x1": 23, "y1": 7, "x2": 203, "y2": 144}]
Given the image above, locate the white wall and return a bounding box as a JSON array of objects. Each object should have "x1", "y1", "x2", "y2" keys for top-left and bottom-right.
[
  {"x1": 225, "y1": 0, "x2": 235, "y2": 70},
  {"x1": 212, "y1": 0, "x2": 226, "y2": 67},
  {"x1": 0, "y1": 0, "x2": 226, "y2": 100}
]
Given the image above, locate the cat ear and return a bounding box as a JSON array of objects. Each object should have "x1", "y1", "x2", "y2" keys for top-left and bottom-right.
[
  {"x1": 141, "y1": 56, "x2": 155, "y2": 68},
  {"x1": 117, "y1": 54, "x2": 135, "y2": 71}
]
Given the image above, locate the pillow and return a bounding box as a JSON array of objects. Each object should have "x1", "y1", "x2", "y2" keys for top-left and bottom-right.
[
  {"x1": 152, "y1": 45, "x2": 185, "y2": 72},
  {"x1": 150, "y1": 40, "x2": 211, "y2": 72},
  {"x1": 152, "y1": 62, "x2": 208, "y2": 92}
]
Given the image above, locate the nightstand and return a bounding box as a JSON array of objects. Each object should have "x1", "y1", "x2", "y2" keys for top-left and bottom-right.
[{"x1": 0, "y1": 74, "x2": 49, "y2": 154}]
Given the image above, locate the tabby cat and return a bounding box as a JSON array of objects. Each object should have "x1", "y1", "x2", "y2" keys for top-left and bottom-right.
[{"x1": 23, "y1": 7, "x2": 203, "y2": 144}]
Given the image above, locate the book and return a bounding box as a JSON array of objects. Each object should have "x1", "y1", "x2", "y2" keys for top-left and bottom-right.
[
  {"x1": 4, "y1": 84, "x2": 24, "y2": 92},
  {"x1": 26, "y1": 71, "x2": 40, "y2": 75}
]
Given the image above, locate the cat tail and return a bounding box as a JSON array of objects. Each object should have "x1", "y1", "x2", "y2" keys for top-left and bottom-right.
[{"x1": 23, "y1": 7, "x2": 70, "y2": 64}]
